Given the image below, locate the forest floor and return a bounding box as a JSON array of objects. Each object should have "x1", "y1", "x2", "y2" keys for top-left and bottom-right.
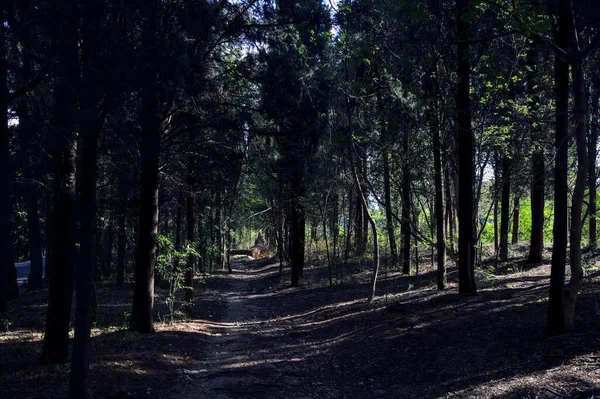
[{"x1": 2, "y1": 248, "x2": 600, "y2": 398}]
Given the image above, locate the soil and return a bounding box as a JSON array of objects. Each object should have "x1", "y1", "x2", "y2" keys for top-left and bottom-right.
[{"x1": 1, "y1": 251, "x2": 600, "y2": 399}]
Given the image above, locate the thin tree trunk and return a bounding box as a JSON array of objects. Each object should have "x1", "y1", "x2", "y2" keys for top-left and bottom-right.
[
  {"x1": 0, "y1": 8, "x2": 10, "y2": 313},
  {"x1": 564, "y1": 51, "x2": 587, "y2": 332},
  {"x1": 116, "y1": 171, "x2": 127, "y2": 286},
  {"x1": 499, "y1": 156, "x2": 511, "y2": 261},
  {"x1": 26, "y1": 193, "x2": 44, "y2": 289},
  {"x1": 185, "y1": 169, "x2": 195, "y2": 304},
  {"x1": 354, "y1": 191, "x2": 363, "y2": 255},
  {"x1": 41, "y1": 2, "x2": 79, "y2": 362},
  {"x1": 290, "y1": 168, "x2": 305, "y2": 287},
  {"x1": 132, "y1": 86, "x2": 160, "y2": 334},
  {"x1": 401, "y1": 132, "x2": 411, "y2": 275},
  {"x1": 456, "y1": 0, "x2": 476, "y2": 294},
  {"x1": 383, "y1": 151, "x2": 398, "y2": 266},
  {"x1": 527, "y1": 45, "x2": 545, "y2": 263},
  {"x1": 548, "y1": 0, "x2": 569, "y2": 334},
  {"x1": 512, "y1": 194, "x2": 520, "y2": 244},
  {"x1": 349, "y1": 149, "x2": 379, "y2": 302},
  {"x1": 432, "y1": 105, "x2": 446, "y2": 290},
  {"x1": 69, "y1": 115, "x2": 102, "y2": 399},
  {"x1": 588, "y1": 83, "x2": 598, "y2": 249}
]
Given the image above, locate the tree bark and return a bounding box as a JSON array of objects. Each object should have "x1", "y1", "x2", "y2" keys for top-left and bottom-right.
[
  {"x1": 564, "y1": 52, "x2": 587, "y2": 332},
  {"x1": 41, "y1": 0, "x2": 79, "y2": 363},
  {"x1": 588, "y1": 83, "x2": 598, "y2": 249},
  {"x1": 185, "y1": 169, "x2": 195, "y2": 304},
  {"x1": 432, "y1": 107, "x2": 446, "y2": 290},
  {"x1": 132, "y1": 90, "x2": 160, "y2": 333},
  {"x1": 548, "y1": 0, "x2": 569, "y2": 335},
  {"x1": 116, "y1": 170, "x2": 127, "y2": 285},
  {"x1": 349, "y1": 148, "x2": 379, "y2": 302},
  {"x1": 499, "y1": 156, "x2": 511, "y2": 261},
  {"x1": 290, "y1": 167, "x2": 305, "y2": 287},
  {"x1": 0, "y1": 7, "x2": 10, "y2": 313},
  {"x1": 511, "y1": 194, "x2": 520, "y2": 244},
  {"x1": 456, "y1": 0, "x2": 476, "y2": 294},
  {"x1": 527, "y1": 45, "x2": 545, "y2": 264},
  {"x1": 401, "y1": 131, "x2": 411, "y2": 275},
  {"x1": 26, "y1": 192, "x2": 43, "y2": 289},
  {"x1": 132, "y1": 0, "x2": 161, "y2": 334}
]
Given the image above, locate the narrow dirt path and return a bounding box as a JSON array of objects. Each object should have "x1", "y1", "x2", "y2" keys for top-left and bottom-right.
[{"x1": 178, "y1": 258, "x2": 320, "y2": 399}]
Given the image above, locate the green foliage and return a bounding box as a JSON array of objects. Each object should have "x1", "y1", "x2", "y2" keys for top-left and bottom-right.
[
  {"x1": 155, "y1": 234, "x2": 199, "y2": 324},
  {"x1": 1, "y1": 317, "x2": 11, "y2": 332}
]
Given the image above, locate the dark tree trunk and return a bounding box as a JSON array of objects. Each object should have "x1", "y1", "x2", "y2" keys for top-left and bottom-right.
[
  {"x1": 132, "y1": 94, "x2": 160, "y2": 333},
  {"x1": 41, "y1": 1, "x2": 79, "y2": 363},
  {"x1": 588, "y1": 83, "x2": 598, "y2": 249},
  {"x1": 493, "y1": 152, "x2": 500, "y2": 254},
  {"x1": 512, "y1": 195, "x2": 520, "y2": 244},
  {"x1": 26, "y1": 193, "x2": 43, "y2": 289},
  {"x1": 16, "y1": 70, "x2": 43, "y2": 289},
  {"x1": 331, "y1": 193, "x2": 339, "y2": 263},
  {"x1": 69, "y1": 0, "x2": 107, "y2": 393},
  {"x1": 290, "y1": 168, "x2": 305, "y2": 287},
  {"x1": 344, "y1": 187, "x2": 353, "y2": 266},
  {"x1": 69, "y1": 115, "x2": 102, "y2": 399},
  {"x1": 132, "y1": 0, "x2": 161, "y2": 334},
  {"x1": 0, "y1": 8, "x2": 10, "y2": 313},
  {"x1": 401, "y1": 134, "x2": 411, "y2": 275},
  {"x1": 354, "y1": 191, "x2": 363, "y2": 255},
  {"x1": 499, "y1": 156, "x2": 511, "y2": 261},
  {"x1": 382, "y1": 151, "x2": 397, "y2": 265},
  {"x1": 548, "y1": 0, "x2": 569, "y2": 334},
  {"x1": 103, "y1": 226, "x2": 114, "y2": 279},
  {"x1": 116, "y1": 171, "x2": 127, "y2": 285},
  {"x1": 215, "y1": 194, "x2": 223, "y2": 269},
  {"x1": 564, "y1": 39, "x2": 587, "y2": 332},
  {"x1": 443, "y1": 149, "x2": 455, "y2": 254},
  {"x1": 456, "y1": 0, "x2": 476, "y2": 294},
  {"x1": 432, "y1": 105, "x2": 446, "y2": 290},
  {"x1": 527, "y1": 46, "x2": 545, "y2": 263},
  {"x1": 185, "y1": 170, "x2": 195, "y2": 304}
]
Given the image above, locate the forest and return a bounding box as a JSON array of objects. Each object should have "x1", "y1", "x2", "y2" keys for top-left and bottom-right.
[{"x1": 1, "y1": 0, "x2": 600, "y2": 398}]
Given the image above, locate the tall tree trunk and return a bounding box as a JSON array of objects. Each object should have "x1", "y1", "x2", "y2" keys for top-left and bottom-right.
[
  {"x1": 26, "y1": 193, "x2": 43, "y2": 289},
  {"x1": 443, "y1": 149, "x2": 455, "y2": 254},
  {"x1": 103, "y1": 225, "x2": 114, "y2": 279},
  {"x1": 401, "y1": 132, "x2": 411, "y2": 275},
  {"x1": 564, "y1": 49, "x2": 587, "y2": 332},
  {"x1": 588, "y1": 83, "x2": 598, "y2": 249},
  {"x1": 343, "y1": 187, "x2": 353, "y2": 267},
  {"x1": 354, "y1": 191, "x2": 363, "y2": 255},
  {"x1": 69, "y1": 115, "x2": 102, "y2": 399},
  {"x1": 493, "y1": 152, "x2": 500, "y2": 254},
  {"x1": 382, "y1": 151, "x2": 398, "y2": 266},
  {"x1": 132, "y1": 92, "x2": 160, "y2": 333},
  {"x1": 432, "y1": 107, "x2": 446, "y2": 290},
  {"x1": 349, "y1": 148, "x2": 379, "y2": 302},
  {"x1": 0, "y1": 6, "x2": 11, "y2": 313},
  {"x1": 512, "y1": 194, "x2": 520, "y2": 244},
  {"x1": 456, "y1": 0, "x2": 476, "y2": 294},
  {"x1": 41, "y1": 1, "x2": 79, "y2": 363},
  {"x1": 548, "y1": 0, "x2": 569, "y2": 334},
  {"x1": 290, "y1": 167, "x2": 305, "y2": 287},
  {"x1": 185, "y1": 169, "x2": 195, "y2": 304},
  {"x1": 116, "y1": 170, "x2": 127, "y2": 285},
  {"x1": 69, "y1": 0, "x2": 108, "y2": 393},
  {"x1": 331, "y1": 192, "x2": 339, "y2": 263},
  {"x1": 132, "y1": 0, "x2": 160, "y2": 334},
  {"x1": 527, "y1": 45, "x2": 545, "y2": 263},
  {"x1": 499, "y1": 156, "x2": 511, "y2": 261}
]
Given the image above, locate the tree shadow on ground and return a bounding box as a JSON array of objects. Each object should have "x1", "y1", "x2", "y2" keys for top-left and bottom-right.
[{"x1": 182, "y1": 257, "x2": 600, "y2": 398}]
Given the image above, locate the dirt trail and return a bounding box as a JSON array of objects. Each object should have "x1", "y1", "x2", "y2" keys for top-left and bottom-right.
[{"x1": 178, "y1": 258, "x2": 317, "y2": 399}]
